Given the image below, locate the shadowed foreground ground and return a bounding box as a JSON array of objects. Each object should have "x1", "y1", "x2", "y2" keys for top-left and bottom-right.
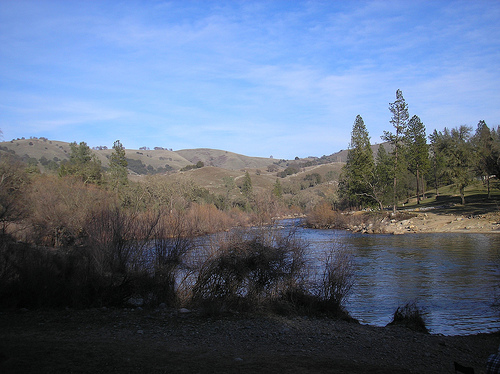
[{"x1": 1, "y1": 308, "x2": 498, "y2": 374}]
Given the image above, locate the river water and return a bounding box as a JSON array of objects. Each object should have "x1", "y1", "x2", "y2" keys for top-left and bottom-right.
[{"x1": 293, "y1": 221, "x2": 500, "y2": 335}]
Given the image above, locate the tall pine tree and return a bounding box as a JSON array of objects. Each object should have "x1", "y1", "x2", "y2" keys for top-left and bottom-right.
[
  {"x1": 472, "y1": 120, "x2": 495, "y2": 198},
  {"x1": 429, "y1": 129, "x2": 448, "y2": 197},
  {"x1": 372, "y1": 145, "x2": 393, "y2": 210},
  {"x1": 339, "y1": 115, "x2": 375, "y2": 208},
  {"x1": 59, "y1": 141, "x2": 102, "y2": 184},
  {"x1": 437, "y1": 126, "x2": 474, "y2": 205},
  {"x1": 109, "y1": 140, "x2": 128, "y2": 189},
  {"x1": 404, "y1": 115, "x2": 429, "y2": 204},
  {"x1": 382, "y1": 89, "x2": 409, "y2": 213}
]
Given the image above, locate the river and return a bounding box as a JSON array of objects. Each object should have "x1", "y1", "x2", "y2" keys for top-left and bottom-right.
[{"x1": 293, "y1": 221, "x2": 500, "y2": 335}]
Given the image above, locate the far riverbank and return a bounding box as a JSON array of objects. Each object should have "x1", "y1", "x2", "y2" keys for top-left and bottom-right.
[{"x1": 347, "y1": 211, "x2": 500, "y2": 234}]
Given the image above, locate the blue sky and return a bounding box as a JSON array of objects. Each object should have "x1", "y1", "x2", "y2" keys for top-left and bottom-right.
[{"x1": 1, "y1": 1, "x2": 499, "y2": 159}]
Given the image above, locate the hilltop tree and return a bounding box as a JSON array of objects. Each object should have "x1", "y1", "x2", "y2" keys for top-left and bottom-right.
[
  {"x1": 339, "y1": 115, "x2": 375, "y2": 208},
  {"x1": 59, "y1": 141, "x2": 102, "y2": 184},
  {"x1": 404, "y1": 115, "x2": 429, "y2": 204},
  {"x1": 382, "y1": 89, "x2": 409, "y2": 213},
  {"x1": 109, "y1": 140, "x2": 128, "y2": 188}
]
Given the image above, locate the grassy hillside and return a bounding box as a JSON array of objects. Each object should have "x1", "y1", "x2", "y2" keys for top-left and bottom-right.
[
  {"x1": 320, "y1": 142, "x2": 392, "y2": 163},
  {"x1": 0, "y1": 138, "x2": 72, "y2": 164},
  {"x1": 2, "y1": 137, "x2": 366, "y2": 172},
  {"x1": 176, "y1": 148, "x2": 276, "y2": 171},
  {"x1": 0, "y1": 139, "x2": 280, "y2": 174},
  {"x1": 1, "y1": 137, "x2": 348, "y2": 211}
]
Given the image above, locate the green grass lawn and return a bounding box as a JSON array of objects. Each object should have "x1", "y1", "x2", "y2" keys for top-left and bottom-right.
[{"x1": 403, "y1": 180, "x2": 500, "y2": 215}]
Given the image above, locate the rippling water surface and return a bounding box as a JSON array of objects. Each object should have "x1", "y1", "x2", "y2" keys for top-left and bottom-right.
[{"x1": 295, "y1": 222, "x2": 500, "y2": 335}]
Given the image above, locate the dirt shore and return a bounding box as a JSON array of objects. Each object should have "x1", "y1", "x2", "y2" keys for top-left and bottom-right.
[
  {"x1": 351, "y1": 211, "x2": 500, "y2": 234},
  {"x1": 1, "y1": 308, "x2": 499, "y2": 374}
]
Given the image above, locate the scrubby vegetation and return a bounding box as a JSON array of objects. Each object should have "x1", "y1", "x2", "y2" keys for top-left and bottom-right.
[
  {"x1": 0, "y1": 144, "x2": 355, "y2": 319},
  {"x1": 388, "y1": 302, "x2": 429, "y2": 333}
]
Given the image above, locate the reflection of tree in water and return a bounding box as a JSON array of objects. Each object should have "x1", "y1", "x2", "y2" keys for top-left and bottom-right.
[{"x1": 493, "y1": 247, "x2": 500, "y2": 315}]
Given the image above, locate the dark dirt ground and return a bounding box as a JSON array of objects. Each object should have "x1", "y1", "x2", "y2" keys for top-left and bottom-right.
[{"x1": 1, "y1": 308, "x2": 499, "y2": 374}]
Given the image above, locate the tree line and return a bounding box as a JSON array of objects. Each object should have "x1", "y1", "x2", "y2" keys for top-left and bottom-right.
[{"x1": 339, "y1": 89, "x2": 500, "y2": 210}]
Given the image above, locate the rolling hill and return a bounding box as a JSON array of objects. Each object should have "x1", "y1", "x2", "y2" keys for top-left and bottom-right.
[
  {"x1": 176, "y1": 148, "x2": 276, "y2": 170},
  {"x1": 0, "y1": 137, "x2": 361, "y2": 211},
  {"x1": 0, "y1": 138, "x2": 382, "y2": 184},
  {"x1": 0, "y1": 138, "x2": 279, "y2": 174}
]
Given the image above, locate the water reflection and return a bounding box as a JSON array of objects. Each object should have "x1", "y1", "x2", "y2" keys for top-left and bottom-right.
[{"x1": 296, "y1": 224, "x2": 500, "y2": 335}]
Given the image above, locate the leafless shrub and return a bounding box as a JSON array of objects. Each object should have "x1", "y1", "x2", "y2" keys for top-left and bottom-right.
[
  {"x1": 306, "y1": 202, "x2": 388, "y2": 232},
  {"x1": 27, "y1": 176, "x2": 113, "y2": 246},
  {"x1": 306, "y1": 202, "x2": 341, "y2": 228},
  {"x1": 149, "y1": 208, "x2": 195, "y2": 307},
  {"x1": 190, "y1": 227, "x2": 309, "y2": 315},
  {"x1": 388, "y1": 301, "x2": 428, "y2": 333},
  {"x1": 0, "y1": 156, "x2": 30, "y2": 236},
  {"x1": 185, "y1": 203, "x2": 236, "y2": 235},
  {"x1": 318, "y1": 244, "x2": 356, "y2": 312}
]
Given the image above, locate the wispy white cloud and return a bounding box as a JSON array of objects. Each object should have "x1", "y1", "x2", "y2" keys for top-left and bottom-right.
[{"x1": 0, "y1": 1, "x2": 499, "y2": 158}]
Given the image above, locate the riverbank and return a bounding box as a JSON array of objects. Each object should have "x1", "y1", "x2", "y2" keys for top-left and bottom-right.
[
  {"x1": 1, "y1": 308, "x2": 498, "y2": 374},
  {"x1": 348, "y1": 211, "x2": 500, "y2": 234}
]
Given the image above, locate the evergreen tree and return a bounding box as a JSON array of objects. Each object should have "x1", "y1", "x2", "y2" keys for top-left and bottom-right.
[
  {"x1": 241, "y1": 171, "x2": 253, "y2": 199},
  {"x1": 428, "y1": 130, "x2": 448, "y2": 196},
  {"x1": 491, "y1": 126, "x2": 500, "y2": 180},
  {"x1": 472, "y1": 121, "x2": 495, "y2": 198},
  {"x1": 382, "y1": 89, "x2": 409, "y2": 213},
  {"x1": 437, "y1": 126, "x2": 474, "y2": 205},
  {"x1": 272, "y1": 178, "x2": 283, "y2": 199},
  {"x1": 339, "y1": 115, "x2": 375, "y2": 208},
  {"x1": 109, "y1": 140, "x2": 128, "y2": 188},
  {"x1": 404, "y1": 115, "x2": 429, "y2": 204},
  {"x1": 59, "y1": 141, "x2": 102, "y2": 184},
  {"x1": 372, "y1": 145, "x2": 393, "y2": 210}
]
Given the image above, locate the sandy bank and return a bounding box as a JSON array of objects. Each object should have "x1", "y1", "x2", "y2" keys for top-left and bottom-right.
[{"x1": 350, "y1": 211, "x2": 500, "y2": 235}]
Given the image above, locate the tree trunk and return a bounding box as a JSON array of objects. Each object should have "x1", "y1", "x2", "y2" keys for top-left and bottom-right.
[
  {"x1": 416, "y1": 168, "x2": 420, "y2": 205},
  {"x1": 393, "y1": 146, "x2": 398, "y2": 214},
  {"x1": 433, "y1": 158, "x2": 439, "y2": 197},
  {"x1": 487, "y1": 175, "x2": 491, "y2": 199},
  {"x1": 393, "y1": 175, "x2": 397, "y2": 213},
  {"x1": 421, "y1": 175, "x2": 426, "y2": 200},
  {"x1": 460, "y1": 186, "x2": 466, "y2": 205}
]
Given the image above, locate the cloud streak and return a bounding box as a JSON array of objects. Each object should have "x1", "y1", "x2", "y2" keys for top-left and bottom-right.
[{"x1": 1, "y1": 1, "x2": 499, "y2": 158}]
